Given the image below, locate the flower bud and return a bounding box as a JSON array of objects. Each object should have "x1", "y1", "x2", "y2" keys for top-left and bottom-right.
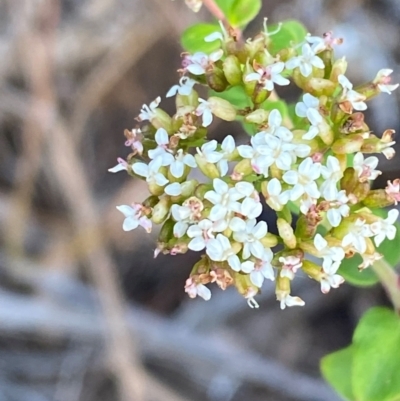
[
  {"x1": 194, "y1": 183, "x2": 212, "y2": 199},
  {"x1": 252, "y1": 85, "x2": 269, "y2": 105},
  {"x1": 260, "y1": 233, "x2": 279, "y2": 248},
  {"x1": 152, "y1": 196, "x2": 171, "y2": 224},
  {"x1": 245, "y1": 109, "x2": 270, "y2": 124},
  {"x1": 305, "y1": 78, "x2": 336, "y2": 97},
  {"x1": 223, "y1": 55, "x2": 242, "y2": 86},
  {"x1": 330, "y1": 57, "x2": 347, "y2": 83},
  {"x1": 171, "y1": 180, "x2": 199, "y2": 203},
  {"x1": 148, "y1": 182, "x2": 166, "y2": 196},
  {"x1": 362, "y1": 189, "x2": 394, "y2": 208},
  {"x1": 206, "y1": 67, "x2": 229, "y2": 92},
  {"x1": 151, "y1": 108, "x2": 173, "y2": 132},
  {"x1": 233, "y1": 159, "x2": 253, "y2": 177},
  {"x1": 340, "y1": 167, "x2": 358, "y2": 194},
  {"x1": 243, "y1": 60, "x2": 257, "y2": 96},
  {"x1": 207, "y1": 97, "x2": 237, "y2": 121},
  {"x1": 353, "y1": 181, "x2": 370, "y2": 202},
  {"x1": 143, "y1": 195, "x2": 160, "y2": 209},
  {"x1": 195, "y1": 154, "x2": 220, "y2": 178},
  {"x1": 301, "y1": 259, "x2": 323, "y2": 280},
  {"x1": 277, "y1": 218, "x2": 296, "y2": 249},
  {"x1": 332, "y1": 134, "x2": 364, "y2": 154},
  {"x1": 176, "y1": 90, "x2": 199, "y2": 109},
  {"x1": 295, "y1": 215, "x2": 317, "y2": 239},
  {"x1": 158, "y1": 219, "x2": 175, "y2": 243}
]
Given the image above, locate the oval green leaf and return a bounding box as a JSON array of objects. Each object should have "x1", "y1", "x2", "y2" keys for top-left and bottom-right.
[
  {"x1": 227, "y1": 0, "x2": 262, "y2": 28},
  {"x1": 181, "y1": 23, "x2": 221, "y2": 54},
  {"x1": 269, "y1": 20, "x2": 307, "y2": 55},
  {"x1": 352, "y1": 307, "x2": 400, "y2": 401},
  {"x1": 321, "y1": 346, "x2": 355, "y2": 401}
]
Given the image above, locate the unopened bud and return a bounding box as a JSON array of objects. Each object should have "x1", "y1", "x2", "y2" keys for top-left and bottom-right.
[
  {"x1": 260, "y1": 233, "x2": 279, "y2": 248},
  {"x1": 295, "y1": 215, "x2": 317, "y2": 239},
  {"x1": 207, "y1": 97, "x2": 237, "y2": 121},
  {"x1": 223, "y1": 55, "x2": 242, "y2": 86},
  {"x1": 176, "y1": 90, "x2": 199, "y2": 108},
  {"x1": 143, "y1": 195, "x2": 159, "y2": 209},
  {"x1": 233, "y1": 159, "x2": 254, "y2": 176},
  {"x1": 245, "y1": 109, "x2": 270, "y2": 124},
  {"x1": 243, "y1": 60, "x2": 257, "y2": 96},
  {"x1": 340, "y1": 167, "x2": 359, "y2": 194},
  {"x1": 195, "y1": 154, "x2": 220, "y2": 178},
  {"x1": 277, "y1": 218, "x2": 296, "y2": 249},
  {"x1": 362, "y1": 189, "x2": 394, "y2": 208},
  {"x1": 305, "y1": 78, "x2": 336, "y2": 97},
  {"x1": 330, "y1": 57, "x2": 347, "y2": 83},
  {"x1": 158, "y1": 219, "x2": 174, "y2": 242},
  {"x1": 301, "y1": 259, "x2": 323, "y2": 280},
  {"x1": 206, "y1": 67, "x2": 228, "y2": 92},
  {"x1": 332, "y1": 134, "x2": 364, "y2": 154},
  {"x1": 353, "y1": 180, "x2": 370, "y2": 202},
  {"x1": 151, "y1": 108, "x2": 173, "y2": 132},
  {"x1": 152, "y1": 196, "x2": 171, "y2": 224}
]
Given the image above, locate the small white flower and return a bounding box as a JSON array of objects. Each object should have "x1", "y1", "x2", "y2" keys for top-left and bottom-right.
[
  {"x1": 116, "y1": 204, "x2": 152, "y2": 233},
  {"x1": 217, "y1": 135, "x2": 236, "y2": 176},
  {"x1": 181, "y1": 50, "x2": 223, "y2": 75},
  {"x1": 171, "y1": 204, "x2": 191, "y2": 237},
  {"x1": 264, "y1": 109, "x2": 293, "y2": 141},
  {"x1": 166, "y1": 76, "x2": 196, "y2": 97},
  {"x1": 264, "y1": 178, "x2": 290, "y2": 211},
  {"x1": 204, "y1": 178, "x2": 242, "y2": 221},
  {"x1": 206, "y1": 234, "x2": 236, "y2": 262},
  {"x1": 320, "y1": 271, "x2": 345, "y2": 294},
  {"x1": 230, "y1": 218, "x2": 268, "y2": 259},
  {"x1": 196, "y1": 98, "x2": 214, "y2": 127},
  {"x1": 277, "y1": 293, "x2": 305, "y2": 310},
  {"x1": 358, "y1": 252, "x2": 383, "y2": 270},
  {"x1": 353, "y1": 152, "x2": 381, "y2": 182},
  {"x1": 295, "y1": 93, "x2": 320, "y2": 119},
  {"x1": 148, "y1": 128, "x2": 174, "y2": 165},
  {"x1": 245, "y1": 61, "x2": 290, "y2": 91},
  {"x1": 187, "y1": 219, "x2": 227, "y2": 251},
  {"x1": 286, "y1": 43, "x2": 325, "y2": 77},
  {"x1": 279, "y1": 255, "x2": 302, "y2": 280},
  {"x1": 169, "y1": 149, "x2": 197, "y2": 178},
  {"x1": 306, "y1": 31, "x2": 343, "y2": 53},
  {"x1": 250, "y1": 248, "x2": 275, "y2": 287},
  {"x1": 314, "y1": 234, "x2": 345, "y2": 274},
  {"x1": 132, "y1": 158, "x2": 169, "y2": 187},
  {"x1": 228, "y1": 255, "x2": 255, "y2": 273},
  {"x1": 138, "y1": 97, "x2": 161, "y2": 121},
  {"x1": 338, "y1": 75, "x2": 367, "y2": 112},
  {"x1": 326, "y1": 190, "x2": 350, "y2": 227},
  {"x1": 197, "y1": 140, "x2": 223, "y2": 164},
  {"x1": 373, "y1": 69, "x2": 399, "y2": 95},
  {"x1": 283, "y1": 157, "x2": 321, "y2": 201},
  {"x1": 236, "y1": 196, "x2": 263, "y2": 219},
  {"x1": 108, "y1": 157, "x2": 128, "y2": 173},
  {"x1": 370, "y1": 209, "x2": 399, "y2": 247},
  {"x1": 342, "y1": 219, "x2": 373, "y2": 254},
  {"x1": 185, "y1": 277, "x2": 211, "y2": 300},
  {"x1": 320, "y1": 156, "x2": 343, "y2": 200}
]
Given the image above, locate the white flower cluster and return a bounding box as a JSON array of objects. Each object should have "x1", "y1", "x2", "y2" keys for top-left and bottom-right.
[{"x1": 110, "y1": 23, "x2": 400, "y2": 310}]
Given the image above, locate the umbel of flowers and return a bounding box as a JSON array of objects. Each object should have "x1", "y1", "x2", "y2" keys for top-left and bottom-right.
[{"x1": 110, "y1": 21, "x2": 399, "y2": 309}]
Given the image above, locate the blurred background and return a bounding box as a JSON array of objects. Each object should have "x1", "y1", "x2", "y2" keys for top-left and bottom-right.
[{"x1": 0, "y1": 0, "x2": 399, "y2": 400}]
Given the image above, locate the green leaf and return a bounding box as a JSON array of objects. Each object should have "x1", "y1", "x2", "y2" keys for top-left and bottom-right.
[
  {"x1": 352, "y1": 307, "x2": 400, "y2": 401},
  {"x1": 181, "y1": 23, "x2": 221, "y2": 54},
  {"x1": 321, "y1": 346, "x2": 355, "y2": 401},
  {"x1": 268, "y1": 20, "x2": 308, "y2": 55},
  {"x1": 260, "y1": 99, "x2": 289, "y2": 120},
  {"x1": 209, "y1": 85, "x2": 251, "y2": 109},
  {"x1": 338, "y1": 255, "x2": 380, "y2": 287},
  {"x1": 338, "y1": 209, "x2": 400, "y2": 287},
  {"x1": 214, "y1": 0, "x2": 261, "y2": 28},
  {"x1": 228, "y1": 0, "x2": 262, "y2": 28}
]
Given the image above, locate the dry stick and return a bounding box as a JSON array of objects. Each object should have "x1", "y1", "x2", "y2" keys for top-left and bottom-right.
[
  {"x1": 70, "y1": 8, "x2": 166, "y2": 145},
  {"x1": 4, "y1": 0, "x2": 59, "y2": 256}
]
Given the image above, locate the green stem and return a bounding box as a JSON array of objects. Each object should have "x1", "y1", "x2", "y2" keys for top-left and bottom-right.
[{"x1": 372, "y1": 258, "x2": 400, "y2": 315}]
